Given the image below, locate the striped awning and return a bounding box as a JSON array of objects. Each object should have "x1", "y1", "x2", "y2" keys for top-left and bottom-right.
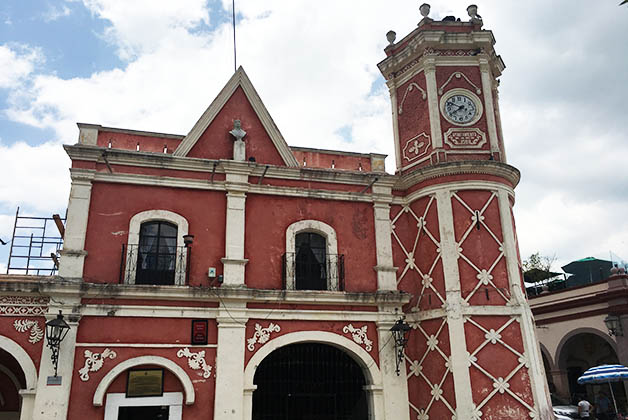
[{"x1": 577, "y1": 364, "x2": 628, "y2": 384}]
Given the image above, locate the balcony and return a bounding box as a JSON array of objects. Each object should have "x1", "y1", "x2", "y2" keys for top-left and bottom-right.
[
  {"x1": 120, "y1": 244, "x2": 189, "y2": 286},
  {"x1": 282, "y1": 252, "x2": 345, "y2": 291}
]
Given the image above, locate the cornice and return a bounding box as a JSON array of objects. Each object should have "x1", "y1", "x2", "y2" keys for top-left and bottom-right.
[
  {"x1": 394, "y1": 161, "x2": 520, "y2": 191},
  {"x1": 0, "y1": 277, "x2": 410, "y2": 306},
  {"x1": 64, "y1": 144, "x2": 396, "y2": 187},
  {"x1": 378, "y1": 29, "x2": 503, "y2": 82}
]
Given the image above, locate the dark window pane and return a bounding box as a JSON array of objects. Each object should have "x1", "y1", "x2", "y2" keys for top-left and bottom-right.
[
  {"x1": 136, "y1": 221, "x2": 179, "y2": 286},
  {"x1": 140, "y1": 222, "x2": 160, "y2": 236}
]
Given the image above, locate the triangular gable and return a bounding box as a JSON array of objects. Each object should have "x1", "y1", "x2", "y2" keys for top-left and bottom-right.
[{"x1": 174, "y1": 67, "x2": 299, "y2": 167}]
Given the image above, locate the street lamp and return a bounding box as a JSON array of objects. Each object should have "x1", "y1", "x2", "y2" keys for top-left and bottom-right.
[
  {"x1": 390, "y1": 318, "x2": 411, "y2": 376},
  {"x1": 45, "y1": 311, "x2": 70, "y2": 377},
  {"x1": 604, "y1": 314, "x2": 623, "y2": 337}
]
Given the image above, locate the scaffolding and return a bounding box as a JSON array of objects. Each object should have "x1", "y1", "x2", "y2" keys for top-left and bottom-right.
[{"x1": 5, "y1": 207, "x2": 66, "y2": 275}]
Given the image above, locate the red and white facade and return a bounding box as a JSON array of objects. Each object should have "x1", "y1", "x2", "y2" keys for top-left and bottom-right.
[{"x1": 0, "y1": 7, "x2": 554, "y2": 420}]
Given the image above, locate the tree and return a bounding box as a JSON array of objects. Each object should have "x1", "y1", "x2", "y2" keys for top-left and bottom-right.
[{"x1": 522, "y1": 252, "x2": 559, "y2": 284}]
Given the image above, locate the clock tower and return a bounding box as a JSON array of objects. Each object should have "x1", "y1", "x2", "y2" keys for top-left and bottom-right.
[
  {"x1": 380, "y1": 5, "x2": 554, "y2": 419},
  {"x1": 379, "y1": 4, "x2": 506, "y2": 173}
]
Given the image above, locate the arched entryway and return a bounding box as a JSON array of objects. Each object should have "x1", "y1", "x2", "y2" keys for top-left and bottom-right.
[
  {"x1": 252, "y1": 343, "x2": 368, "y2": 420},
  {"x1": 0, "y1": 336, "x2": 37, "y2": 420},
  {"x1": 557, "y1": 331, "x2": 623, "y2": 405},
  {"x1": 0, "y1": 348, "x2": 26, "y2": 420}
]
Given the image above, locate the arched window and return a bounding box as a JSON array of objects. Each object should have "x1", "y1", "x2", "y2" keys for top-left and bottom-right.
[
  {"x1": 295, "y1": 232, "x2": 327, "y2": 290},
  {"x1": 284, "y1": 220, "x2": 343, "y2": 291},
  {"x1": 124, "y1": 210, "x2": 189, "y2": 286},
  {"x1": 136, "y1": 221, "x2": 178, "y2": 285}
]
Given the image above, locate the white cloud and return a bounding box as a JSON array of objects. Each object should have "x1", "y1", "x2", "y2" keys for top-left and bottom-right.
[
  {"x1": 0, "y1": 0, "x2": 626, "y2": 270},
  {"x1": 42, "y1": 4, "x2": 72, "y2": 22},
  {"x1": 0, "y1": 44, "x2": 43, "y2": 88},
  {"x1": 0, "y1": 141, "x2": 70, "y2": 213}
]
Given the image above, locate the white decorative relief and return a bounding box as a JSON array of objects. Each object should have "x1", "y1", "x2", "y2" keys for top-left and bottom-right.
[
  {"x1": 342, "y1": 324, "x2": 373, "y2": 352},
  {"x1": 438, "y1": 71, "x2": 482, "y2": 95},
  {"x1": 443, "y1": 127, "x2": 487, "y2": 149},
  {"x1": 1, "y1": 296, "x2": 49, "y2": 316},
  {"x1": 79, "y1": 349, "x2": 117, "y2": 381},
  {"x1": 398, "y1": 82, "x2": 427, "y2": 115},
  {"x1": 402, "y1": 133, "x2": 430, "y2": 163},
  {"x1": 247, "y1": 323, "x2": 281, "y2": 351},
  {"x1": 13, "y1": 319, "x2": 44, "y2": 344},
  {"x1": 177, "y1": 348, "x2": 212, "y2": 379}
]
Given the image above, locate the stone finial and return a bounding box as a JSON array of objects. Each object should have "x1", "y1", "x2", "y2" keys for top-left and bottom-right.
[
  {"x1": 229, "y1": 119, "x2": 247, "y2": 161},
  {"x1": 420, "y1": 3, "x2": 431, "y2": 17},
  {"x1": 467, "y1": 4, "x2": 482, "y2": 24},
  {"x1": 386, "y1": 30, "x2": 396, "y2": 46}
]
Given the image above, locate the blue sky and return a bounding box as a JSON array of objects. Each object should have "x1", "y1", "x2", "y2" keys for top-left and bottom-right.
[{"x1": 0, "y1": 1, "x2": 627, "y2": 274}]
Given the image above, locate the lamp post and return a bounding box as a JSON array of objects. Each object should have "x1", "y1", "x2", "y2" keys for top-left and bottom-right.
[
  {"x1": 390, "y1": 318, "x2": 411, "y2": 375},
  {"x1": 45, "y1": 311, "x2": 70, "y2": 377},
  {"x1": 604, "y1": 314, "x2": 623, "y2": 337}
]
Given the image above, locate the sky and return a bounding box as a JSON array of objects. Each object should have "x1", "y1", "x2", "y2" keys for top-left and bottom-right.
[{"x1": 0, "y1": 0, "x2": 626, "y2": 275}]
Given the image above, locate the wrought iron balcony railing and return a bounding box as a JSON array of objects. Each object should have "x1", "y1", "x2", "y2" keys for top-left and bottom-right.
[
  {"x1": 282, "y1": 252, "x2": 345, "y2": 291},
  {"x1": 119, "y1": 244, "x2": 189, "y2": 286}
]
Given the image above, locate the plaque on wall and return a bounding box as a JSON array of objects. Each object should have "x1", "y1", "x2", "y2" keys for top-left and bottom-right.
[
  {"x1": 191, "y1": 319, "x2": 208, "y2": 345},
  {"x1": 443, "y1": 127, "x2": 487, "y2": 149},
  {"x1": 126, "y1": 369, "x2": 164, "y2": 398}
]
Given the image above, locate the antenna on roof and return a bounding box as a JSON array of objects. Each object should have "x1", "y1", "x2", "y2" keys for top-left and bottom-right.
[{"x1": 232, "y1": 0, "x2": 237, "y2": 72}]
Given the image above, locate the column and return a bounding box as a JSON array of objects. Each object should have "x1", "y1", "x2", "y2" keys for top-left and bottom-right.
[
  {"x1": 18, "y1": 390, "x2": 35, "y2": 420},
  {"x1": 213, "y1": 302, "x2": 248, "y2": 420},
  {"x1": 479, "y1": 59, "x2": 500, "y2": 156},
  {"x1": 32, "y1": 302, "x2": 80, "y2": 420},
  {"x1": 377, "y1": 314, "x2": 410, "y2": 420},
  {"x1": 435, "y1": 190, "x2": 475, "y2": 418},
  {"x1": 221, "y1": 163, "x2": 251, "y2": 287},
  {"x1": 58, "y1": 169, "x2": 94, "y2": 280},
  {"x1": 424, "y1": 59, "x2": 443, "y2": 150},
  {"x1": 372, "y1": 182, "x2": 397, "y2": 291}
]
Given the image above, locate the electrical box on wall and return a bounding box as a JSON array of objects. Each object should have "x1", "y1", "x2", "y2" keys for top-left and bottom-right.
[{"x1": 208, "y1": 267, "x2": 216, "y2": 278}]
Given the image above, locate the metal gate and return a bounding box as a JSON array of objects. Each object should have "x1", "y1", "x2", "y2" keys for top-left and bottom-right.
[{"x1": 252, "y1": 343, "x2": 368, "y2": 420}]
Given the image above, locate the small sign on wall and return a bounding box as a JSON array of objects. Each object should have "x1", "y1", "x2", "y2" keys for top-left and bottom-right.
[
  {"x1": 191, "y1": 320, "x2": 208, "y2": 345},
  {"x1": 126, "y1": 369, "x2": 164, "y2": 398}
]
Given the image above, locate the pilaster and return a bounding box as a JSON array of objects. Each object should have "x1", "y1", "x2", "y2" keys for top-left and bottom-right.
[
  {"x1": 372, "y1": 183, "x2": 397, "y2": 291},
  {"x1": 479, "y1": 59, "x2": 500, "y2": 155},
  {"x1": 222, "y1": 163, "x2": 251, "y2": 287},
  {"x1": 424, "y1": 60, "x2": 443, "y2": 150},
  {"x1": 58, "y1": 170, "x2": 94, "y2": 280},
  {"x1": 214, "y1": 302, "x2": 248, "y2": 420},
  {"x1": 386, "y1": 80, "x2": 403, "y2": 171},
  {"x1": 376, "y1": 314, "x2": 410, "y2": 420},
  {"x1": 32, "y1": 302, "x2": 80, "y2": 420},
  {"x1": 435, "y1": 189, "x2": 475, "y2": 418}
]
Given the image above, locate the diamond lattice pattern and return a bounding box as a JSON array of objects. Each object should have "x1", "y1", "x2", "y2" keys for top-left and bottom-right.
[
  {"x1": 465, "y1": 316, "x2": 536, "y2": 419},
  {"x1": 391, "y1": 195, "x2": 444, "y2": 311},
  {"x1": 451, "y1": 191, "x2": 511, "y2": 306},
  {"x1": 407, "y1": 317, "x2": 455, "y2": 420}
]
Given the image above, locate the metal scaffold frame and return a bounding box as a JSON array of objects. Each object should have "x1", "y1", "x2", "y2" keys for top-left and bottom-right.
[{"x1": 5, "y1": 207, "x2": 66, "y2": 275}]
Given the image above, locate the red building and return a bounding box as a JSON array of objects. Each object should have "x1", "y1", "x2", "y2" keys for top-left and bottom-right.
[{"x1": 0, "y1": 5, "x2": 554, "y2": 420}]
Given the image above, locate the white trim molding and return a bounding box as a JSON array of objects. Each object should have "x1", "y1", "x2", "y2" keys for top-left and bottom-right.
[
  {"x1": 285, "y1": 220, "x2": 338, "y2": 290},
  {"x1": 243, "y1": 331, "x2": 383, "y2": 420},
  {"x1": 93, "y1": 356, "x2": 195, "y2": 406},
  {"x1": 104, "y1": 392, "x2": 183, "y2": 420},
  {"x1": 125, "y1": 210, "x2": 189, "y2": 285}
]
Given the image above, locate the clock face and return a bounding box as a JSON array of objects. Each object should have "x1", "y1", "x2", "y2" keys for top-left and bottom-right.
[{"x1": 444, "y1": 94, "x2": 478, "y2": 124}]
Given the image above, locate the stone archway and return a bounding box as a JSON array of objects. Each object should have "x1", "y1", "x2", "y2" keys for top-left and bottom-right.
[
  {"x1": 0, "y1": 336, "x2": 37, "y2": 420},
  {"x1": 243, "y1": 331, "x2": 383, "y2": 420},
  {"x1": 556, "y1": 330, "x2": 621, "y2": 405}
]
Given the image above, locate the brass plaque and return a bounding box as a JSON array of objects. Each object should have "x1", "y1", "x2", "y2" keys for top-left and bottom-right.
[{"x1": 126, "y1": 369, "x2": 163, "y2": 398}]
